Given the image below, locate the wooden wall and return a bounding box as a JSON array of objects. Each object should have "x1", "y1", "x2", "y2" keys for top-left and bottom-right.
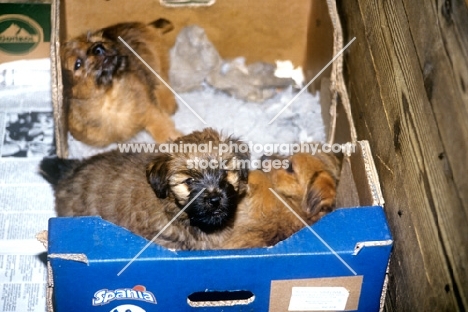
[{"x1": 338, "y1": 0, "x2": 468, "y2": 311}]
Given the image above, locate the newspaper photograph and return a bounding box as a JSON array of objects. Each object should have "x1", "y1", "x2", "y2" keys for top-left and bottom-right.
[{"x1": 1, "y1": 112, "x2": 55, "y2": 158}]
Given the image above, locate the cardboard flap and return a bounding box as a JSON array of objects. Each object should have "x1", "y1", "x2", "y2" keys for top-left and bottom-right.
[
  {"x1": 353, "y1": 240, "x2": 393, "y2": 256},
  {"x1": 50, "y1": 0, "x2": 67, "y2": 157},
  {"x1": 349, "y1": 141, "x2": 385, "y2": 207},
  {"x1": 48, "y1": 253, "x2": 88, "y2": 263},
  {"x1": 325, "y1": 0, "x2": 358, "y2": 145},
  {"x1": 336, "y1": 154, "x2": 361, "y2": 208}
]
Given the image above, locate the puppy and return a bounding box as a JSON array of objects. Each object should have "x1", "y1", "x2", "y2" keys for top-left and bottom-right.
[
  {"x1": 40, "y1": 128, "x2": 250, "y2": 250},
  {"x1": 62, "y1": 19, "x2": 180, "y2": 146},
  {"x1": 221, "y1": 152, "x2": 341, "y2": 249}
]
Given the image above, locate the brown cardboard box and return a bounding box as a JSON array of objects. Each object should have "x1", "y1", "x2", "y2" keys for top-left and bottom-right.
[
  {"x1": 51, "y1": 0, "x2": 335, "y2": 157},
  {"x1": 0, "y1": 0, "x2": 51, "y2": 64}
]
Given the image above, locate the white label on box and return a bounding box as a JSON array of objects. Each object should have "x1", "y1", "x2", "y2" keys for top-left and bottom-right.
[{"x1": 288, "y1": 287, "x2": 349, "y2": 311}]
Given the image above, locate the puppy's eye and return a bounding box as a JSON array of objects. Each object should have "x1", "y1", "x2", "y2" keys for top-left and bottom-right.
[
  {"x1": 286, "y1": 162, "x2": 294, "y2": 173},
  {"x1": 184, "y1": 178, "x2": 194, "y2": 185},
  {"x1": 74, "y1": 58, "x2": 82, "y2": 71},
  {"x1": 92, "y1": 44, "x2": 106, "y2": 56}
]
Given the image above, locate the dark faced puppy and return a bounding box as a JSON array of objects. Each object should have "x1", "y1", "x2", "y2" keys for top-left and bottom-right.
[
  {"x1": 62, "y1": 19, "x2": 180, "y2": 146},
  {"x1": 146, "y1": 128, "x2": 249, "y2": 233},
  {"x1": 221, "y1": 151, "x2": 341, "y2": 249},
  {"x1": 40, "y1": 128, "x2": 249, "y2": 250}
]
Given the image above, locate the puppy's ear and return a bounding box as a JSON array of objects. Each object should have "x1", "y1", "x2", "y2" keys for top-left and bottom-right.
[
  {"x1": 146, "y1": 154, "x2": 172, "y2": 199},
  {"x1": 315, "y1": 150, "x2": 342, "y2": 182},
  {"x1": 39, "y1": 156, "x2": 81, "y2": 188},
  {"x1": 303, "y1": 171, "x2": 336, "y2": 218},
  {"x1": 149, "y1": 18, "x2": 174, "y2": 34},
  {"x1": 234, "y1": 150, "x2": 250, "y2": 194}
]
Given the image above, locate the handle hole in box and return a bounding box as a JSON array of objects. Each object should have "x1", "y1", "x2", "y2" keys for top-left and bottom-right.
[{"x1": 187, "y1": 290, "x2": 255, "y2": 307}]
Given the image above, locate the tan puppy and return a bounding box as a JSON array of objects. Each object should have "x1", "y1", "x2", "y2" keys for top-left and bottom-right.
[
  {"x1": 62, "y1": 19, "x2": 180, "y2": 146},
  {"x1": 221, "y1": 152, "x2": 341, "y2": 249},
  {"x1": 40, "y1": 128, "x2": 250, "y2": 250}
]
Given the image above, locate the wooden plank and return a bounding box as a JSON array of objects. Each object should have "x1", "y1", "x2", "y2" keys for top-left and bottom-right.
[
  {"x1": 337, "y1": 2, "x2": 450, "y2": 309},
  {"x1": 400, "y1": 0, "x2": 468, "y2": 214},
  {"x1": 400, "y1": 0, "x2": 468, "y2": 307},
  {"x1": 379, "y1": 1, "x2": 468, "y2": 305},
  {"x1": 338, "y1": 0, "x2": 468, "y2": 310}
]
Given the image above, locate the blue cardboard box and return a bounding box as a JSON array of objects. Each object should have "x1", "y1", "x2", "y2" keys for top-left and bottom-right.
[
  {"x1": 47, "y1": 207, "x2": 392, "y2": 311},
  {"x1": 47, "y1": 142, "x2": 393, "y2": 312}
]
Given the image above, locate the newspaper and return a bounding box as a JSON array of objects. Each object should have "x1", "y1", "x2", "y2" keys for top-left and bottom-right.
[{"x1": 0, "y1": 58, "x2": 55, "y2": 312}]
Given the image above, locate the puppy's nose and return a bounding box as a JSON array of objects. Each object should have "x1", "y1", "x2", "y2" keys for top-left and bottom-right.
[{"x1": 208, "y1": 195, "x2": 221, "y2": 207}]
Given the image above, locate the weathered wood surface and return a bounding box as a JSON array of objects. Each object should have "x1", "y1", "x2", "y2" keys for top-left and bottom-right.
[{"x1": 338, "y1": 0, "x2": 468, "y2": 311}]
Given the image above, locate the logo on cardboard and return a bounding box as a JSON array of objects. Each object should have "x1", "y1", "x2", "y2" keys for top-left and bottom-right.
[
  {"x1": 0, "y1": 14, "x2": 43, "y2": 55},
  {"x1": 110, "y1": 304, "x2": 146, "y2": 312},
  {"x1": 93, "y1": 285, "x2": 157, "y2": 306}
]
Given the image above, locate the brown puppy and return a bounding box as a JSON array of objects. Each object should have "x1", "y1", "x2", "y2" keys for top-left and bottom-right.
[
  {"x1": 40, "y1": 128, "x2": 250, "y2": 250},
  {"x1": 62, "y1": 19, "x2": 180, "y2": 146},
  {"x1": 221, "y1": 152, "x2": 341, "y2": 249}
]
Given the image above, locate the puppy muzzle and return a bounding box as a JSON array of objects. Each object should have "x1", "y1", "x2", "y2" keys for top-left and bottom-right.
[
  {"x1": 94, "y1": 55, "x2": 127, "y2": 86},
  {"x1": 203, "y1": 192, "x2": 223, "y2": 210}
]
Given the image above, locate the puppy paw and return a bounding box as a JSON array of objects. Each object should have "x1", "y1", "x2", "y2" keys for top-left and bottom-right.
[
  {"x1": 156, "y1": 86, "x2": 178, "y2": 115},
  {"x1": 145, "y1": 113, "x2": 182, "y2": 143}
]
